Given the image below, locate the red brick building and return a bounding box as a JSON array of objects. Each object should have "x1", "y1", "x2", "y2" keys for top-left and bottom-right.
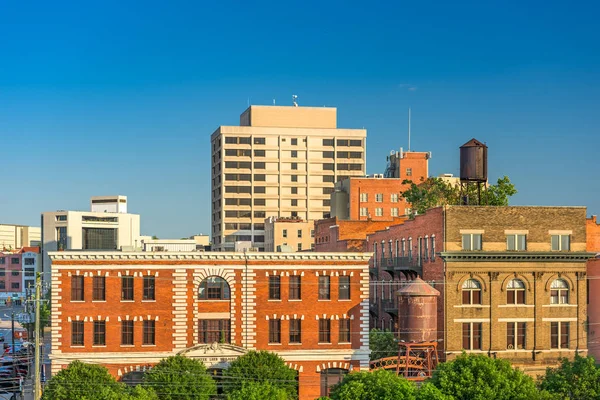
[
  {"x1": 314, "y1": 217, "x2": 404, "y2": 252},
  {"x1": 586, "y1": 215, "x2": 600, "y2": 360},
  {"x1": 49, "y1": 251, "x2": 371, "y2": 399}
]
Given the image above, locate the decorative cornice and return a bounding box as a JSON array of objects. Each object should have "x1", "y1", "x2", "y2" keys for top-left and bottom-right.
[
  {"x1": 440, "y1": 251, "x2": 596, "y2": 263},
  {"x1": 48, "y1": 251, "x2": 372, "y2": 263}
]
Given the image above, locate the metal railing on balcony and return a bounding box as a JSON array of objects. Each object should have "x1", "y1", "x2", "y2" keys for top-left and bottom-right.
[
  {"x1": 381, "y1": 299, "x2": 397, "y2": 316},
  {"x1": 378, "y1": 257, "x2": 423, "y2": 279}
]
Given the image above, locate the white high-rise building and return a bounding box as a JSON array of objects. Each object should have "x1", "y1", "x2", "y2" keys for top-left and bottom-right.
[{"x1": 211, "y1": 105, "x2": 367, "y2": 251}]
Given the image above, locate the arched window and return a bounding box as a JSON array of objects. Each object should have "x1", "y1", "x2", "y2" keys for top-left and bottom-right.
[
  {"x1": 321, "y1": 368, "x2": 348, "y2": 397},
  {"x1": 550, "y1": 279, "x2": 569, "y2": 304},
  {"x1": 506, "y1": 279, "x2": 526, "y2": 304},
  {"x1": 198, "y1": 277, "x2": 230, "y2": 300},
  {"x1": 462, "y1": 279, "x2": 482, "y2": 305}
]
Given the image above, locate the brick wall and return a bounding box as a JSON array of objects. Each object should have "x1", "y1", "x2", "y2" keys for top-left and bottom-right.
[
  {"x1": 346, "y1": 178, "x2": 411, "y2": 221},
  {"x1": 587, "y1": 216, "x2": 600, "y2": 252},
  {"x1": 587, "y1": 258, "x2": 600, "y2": 361},
  {"x1": 314, "y1": 217, "x2": 401, "y2": 252}
]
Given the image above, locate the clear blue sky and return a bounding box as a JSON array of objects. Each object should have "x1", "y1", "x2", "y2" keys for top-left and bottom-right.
[{"x1": 1, "y1": 0, "x2": 598, "y2": 238}]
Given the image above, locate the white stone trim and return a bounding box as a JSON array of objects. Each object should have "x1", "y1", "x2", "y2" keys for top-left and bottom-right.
[{"x1": 542, "y1": 317, "x2": 578, "y2": 322}]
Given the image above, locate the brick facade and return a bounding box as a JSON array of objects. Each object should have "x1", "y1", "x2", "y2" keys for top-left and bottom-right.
[
  {"x1": 314, "y1": 217, "x2": 404, "y2": 252},
  {"x1": 366, "y1": 205, "x2": 592, "y2": 374},
  {"x1": 49, "y1": 252, "x2": 371, "y2": 400},
  {"x1": 586, "y1": 215, "x2": 600, "y2": 360}
]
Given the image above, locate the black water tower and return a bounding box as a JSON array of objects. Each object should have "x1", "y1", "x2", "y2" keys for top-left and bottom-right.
[{"x1": 459, "y1": 138, "x2": 488, "y2": 205}]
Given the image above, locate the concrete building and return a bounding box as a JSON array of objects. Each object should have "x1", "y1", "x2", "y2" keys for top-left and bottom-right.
[
  {"x1": 0, "y1": 224, "x2": 41, "y2": 249},
  {"x1": 264, "y1": 216, "x2": 315, "y2": 252},
  {"x1": 367, "y1": 206, "x2": 593, "y2": 375},
  {"x1": 0, "y1": 247, "x2": 39, "y2": 303},
  {"x1": 48, "y1": 251, "x2": 371, "y2": 399},
  {"x1": 41, "y1": 196, "x2": 141, "y2": 282},
  {"x1": 142, "y1": 239, "x2": 197, "y2": 252},
  {"x1": 211, "y1": 105, "x2": 367, "y2": 252}
]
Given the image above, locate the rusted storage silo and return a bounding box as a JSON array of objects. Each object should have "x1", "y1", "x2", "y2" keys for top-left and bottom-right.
[
  {"x1": 397, "y1": 277, "x2": 440, "y2": 342},
  {"x1": 459, "y1": 138, "x2": 488, "y2": 182}
]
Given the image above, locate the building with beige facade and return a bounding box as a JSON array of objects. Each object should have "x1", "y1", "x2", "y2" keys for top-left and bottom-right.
[
  {"x1": 211, "y1": 105, "x2": 366, "y2": 251},
  {"x1": 264, "y1": 216, "x2": 315, "y2": 252},
  {"x1": 0, "y1": 224, "x2": 41, "y2": 249}
]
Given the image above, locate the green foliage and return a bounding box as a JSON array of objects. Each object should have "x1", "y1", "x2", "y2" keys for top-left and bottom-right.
[
  {"x1": 415, "y1": 383, "x2": 452, "y2": 400},
  {"x1": 41, "y1": 361, "x2": 152, "y2": 400},
  {"x1": 227, "y1": 381, "x2": 290, "y2": 400},
  {"x1": 539, "y1": 354, "x2": 600, "y2": 400},
  {"x1": 426, "y1": 353, "x2": 539, "y2": 400},
  {"x1": 401, "y1": 176, "x2": 517, "y2": 218},
  {"x1": 222, "y1": 351, "x2": 298, "y2": 398},
  {"x1": 329, "y1": 369, "x2": 416, "y2": 400},
  {"x1": 369, "y1": 329, "x2": 398, "y2": 360},
  {"x1": 143, "y1": 355, "x2": 216, "y2": 400}
]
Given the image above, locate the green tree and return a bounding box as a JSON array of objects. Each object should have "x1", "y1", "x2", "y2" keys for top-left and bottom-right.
[
  {"x1": 401, "y1": 176, "x2": 517, "y2": 218},
  {"x1": 42, "y1": 361, "x2": 153, "y2": 399},
  {"x1": 329, "y1": 369, "x2": 416, "y2": 400},
  {"x1": 227, "y1": 381, "x2": 290, "y2": 400},
  {"x1": 222, "y1": 351, "x2": 297, "y2": 398},
  {"x1": 425, "y1": 353, "x2": 540, "y2": 400},
  {"x1": 143, "y1": 355, "x2": 216, "y2": 400},
  {"x1": 415, "y1": 383, "x2": 452, "y2": 400},
  {"x1": 369, "y1": 329, "x2": 398, "y2": 360},
  {"x1": 539, "y1": 354, "x2": 600, "y2": 399}
]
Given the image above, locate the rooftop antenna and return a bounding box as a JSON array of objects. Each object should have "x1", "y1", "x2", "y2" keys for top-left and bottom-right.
[
  {"x1": 408, "y1": 107, "x2": 411, "y2": 152},
  {"x1": 292, "y1": 95, "x2": 298, "y2": 107},
  {"x1": 247, "y1": 97, "x2": 250, "y2": 107},
  {"x1": 273, "y1": 98, "x2": 276, "y2": 105}
]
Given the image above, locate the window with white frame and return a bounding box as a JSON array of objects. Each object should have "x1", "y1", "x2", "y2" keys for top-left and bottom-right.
[
  {"x1": 551, "y1": 322, "x2": 570, "y2": 349},
  {"x1": 424, "y1": 237, "x2": 429, "y2": 261},
  {"x1": 462, "y1": 322, "x2": 482, "y2": 350},
  {"x1": 550, "y1": 279, "x2": 569, "y2": 304},
  {"x1": 391, "y1": 208, "x2": 399, "y2": 217},
  {"x1": 506, "y1": 279, "x2": 526, "y2": 304},
  {"x1": 507, "y1": 234, "x2": 527, "y2": 251},
  {"x1": 360, "y1": 193, "x2": 368, "y2": 202},
  {"x1": 462, "y1": 233, "x2": 482, "y2": 251},
  {"x1": 462, "y1": 279, "x2": 482, "y2": 305},
  {"x1": 430, "y1": 236, "x2": 436, "y2": 260},
  {"x1": 551, "y1": 234, "x2": 570, "y2": 251},
  {"x1": 375, "y1": 208, "x2": 383, "y2": 217},
  {"x1": 390, "y1": 194, "x2": 399, "y2": 203},
  {"x1": 402, "y1": 239, "x2": 406, "y2": 257},
  {"x1": 375, "y1": 194, "x2": 383, "y2": 202},
  {"x1": 360, "y1": 207, "x2": 368, "y2": 217},
  {"x1": 507, "y1": 322, "x2": 526, "y2": 349}
]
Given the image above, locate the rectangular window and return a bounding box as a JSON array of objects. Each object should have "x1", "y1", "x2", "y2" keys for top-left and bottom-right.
[
  {"x1": 11, "y1": 271, "x2": 19, "y2": 276},
  {"x1": 71, "y1": 321, "x2": 84, "y2": 346},
  {"x1": 391, "y1": 208, "x2": 399, "y2": 217},
  {"x1": 339, "y1": 318, "x2": 351, "y2": 343},
  {"x1": 269, "y1": 276, "x2": 281, "y2": 300},
  {"x1": 291, "y1": 150, "x2": 298, "y2": 158},
  {"x1": 11, "y1": 282, "x2": 19, "y2": 289},
  {"x1": 507, "y1": 322, "x2": 526, "y2": 350},
  {"x1": 291, "y1": 175, "x2": 298, "y2": 182},
  {"x1": 122, "y1": 321, "x2": 134, "y2": 345},
  {"x1": 360, "y1": 193, "x2": 368, "y2": 202},
  {"x1": 239, "y1": 137, "x2": 251, "y2": 145},
  {"x1": 11, "y1": 258, "x2": 18, "y2": 265},
  {"x1": 297, "y1": 230, "x2": 302, "y2": 238},
  {"x1": 319, "y1": 319, "x2": 331, "y2": 343},
  {"x1": 462, "y1": 233, "x2": 482, "y2": 250},
  {"x1": 339, "y1": 276, "x2": 350, "y2": 300},
  {"x1": 350, "y1": 139, "x2": 362, "y2": 146},
  {"x1": 82, "y1": 228, "x2": 117, "y2": 250},
  {"x1": 254, "y1": 174, "x2": 266, "y2": 181},
  {"x1": 269, "y1": 319, "x2": 281, "y2": 343},
  {"x1": 375, "y1": 208, "x2": 383, "y2": 217},
  {"x1": 551, "y1": 235, "x2": 571, "y2": 251},
  {"x1": 462, "y1": 322, "x2": 482, "y2": 350},
  {"x1": 143, "y1": 320, "x2": 155, "y2": 345},
  {"x1": 71, "y1": 276, "x2": 84, "y2": 301},
  {"x1": 360, "y1": 207, "x2": 368, "y2": 217},
  {"x1": 391, "y1": 194, "x2": 399, "y2": 202},
  {"x1": 289, "y1": 276, "x2": 301, "y2": 300},
  {"x1": 323, "y1": 139, "x2": 334, "y2": 146},
  {"x1": 406, "y1": 168, "x2": 412, "y2": 176},
  {"x1": 507, "y1": 234, "x2": 527, "y2": 251},
  {"x1": 0, "y1": 258, "x2": 4, "y2": 265},
  {"x1": 319, "y1": 276, "x2": 331, "y2": 300},
  {"x1": 0, "y1": 281, "x2": 5, "y2": 289},
  {"x1": 198, "y1": 319, "x2": 230, "y2": 343},
  {"x1": 291, "y1": 162, "x2": 298, "y2": 170},
  {"x1": 92, "y1": 276, "x2": 106, "y2": 301},
  {"x1": 336, "y1": 139, "x2": 349, "y2": 146},
  {"x1": 254, "y1": 149, "x2": 265, "y2": 157},
  {"x1": 121, "y1": 276, "x2": 134, "y2": 301},
  {"x1": 375, "y1": 194, "x2": 383, "y2": 202},
  {"x1": 24, "y1": 258, "x2": 35, "y2": 266},
  {"x1": 297, "y1": 243, "x2": 302, "y2": 251},
  {"x1": 93, "y1": 321, "x2": 106, "y2": 346},
  {"x1": 551, "y1": 322, "x2": 570, "y2": 349},
  {"x1": 291, "y1": 138, "x2": 298, "y2": 145},
  {"x1": 323, "y1": 175, "x2": 334, "y2": 183},
  {"x1": 290, "y1": 319, "x2": 302, "y2": 343},
  {"x1": 283, "y1": 229, "x2": 287, "y2": 238},
  {"x1": 431, "y1": 236, "x2": 436, "y2": 260},
  {"x1": 143, "y1": 276, "x2": 155, "y2": 300},
  {"x1": 291, "y1": 199, "x2": 298, "y2": 206}
]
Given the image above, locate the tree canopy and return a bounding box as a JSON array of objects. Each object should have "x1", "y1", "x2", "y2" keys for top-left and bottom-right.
[
  {"x1": 401, "y1": 176, "x2": 517, "y2": 217},
  {"x1": 226, "y1": 381, "x2": 290, "y2": 400},
  {"x1": 539, "y1": 354, "x2": 600, "y2": 400},
  {"x1": 143, "y1": 355, "x2": 216, "y2": 400},
  {"x1": 425, "y1": 353, "x2": 540, "y2": 400},
  {"x1": 369, "y1": 329, "x2": 398, "y2": 361},
  {"x1": 222, "y1": 351, "x2": 298, "y2": 398},
  {"x1": 329, "y1": 369, "x2": 416, "y2": 400},
  {"x1": 41, "y1": 361, "x2": 156, "y2": 400}
]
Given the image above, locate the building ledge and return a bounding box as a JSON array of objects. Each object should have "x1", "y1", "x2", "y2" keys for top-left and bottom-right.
[{"x1": 440, "y1": 251, "x2": 596, "y2": 263}]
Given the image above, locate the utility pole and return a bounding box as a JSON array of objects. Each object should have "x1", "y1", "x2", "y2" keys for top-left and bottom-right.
[
  {"x1": 33, "y1": 273, "x2": 41, "y2": 400},
  {"x1": 11, "y1": 311, "x2": 16, "y2": 395}
]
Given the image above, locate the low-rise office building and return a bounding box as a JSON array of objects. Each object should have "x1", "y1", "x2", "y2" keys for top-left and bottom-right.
[
  {"x1": 49, "y1": 251, "x2": 371, "y2": 399},
  {"x1": 264, "y1": 216, "x2": 315, "y2": 252}
]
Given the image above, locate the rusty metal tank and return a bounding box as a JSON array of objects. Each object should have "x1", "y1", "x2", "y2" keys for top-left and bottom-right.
[
  {"x1": 460, "y1": 138, "x2": 488, "y2": 182},
  {"x1": 397, "y1": 277, "x2": 440, "y2": 342}
]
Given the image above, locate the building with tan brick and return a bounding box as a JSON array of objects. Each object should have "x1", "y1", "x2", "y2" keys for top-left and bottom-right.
[
  {"x1": 263, "y1": 216, "x2": 315, "y2": 252},
  {"x1": 367, "y1": 205, "x2": 594, "y2": 374},
  {"x1": 49, "y1": 251, "x2": 371, "y2": 399},
  {"x1": 210, "y1": 105, "x2": 366, "y2": 252}
]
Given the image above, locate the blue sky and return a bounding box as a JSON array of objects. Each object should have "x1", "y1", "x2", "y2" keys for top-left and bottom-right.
[{"x1": 1, "y1": 0, "x2": 598, "y2": 238}]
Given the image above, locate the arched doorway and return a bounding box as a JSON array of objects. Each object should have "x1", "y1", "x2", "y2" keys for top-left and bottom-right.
[{"x1": 320, "y1": 368, "x2": 348, "y2": 397}]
